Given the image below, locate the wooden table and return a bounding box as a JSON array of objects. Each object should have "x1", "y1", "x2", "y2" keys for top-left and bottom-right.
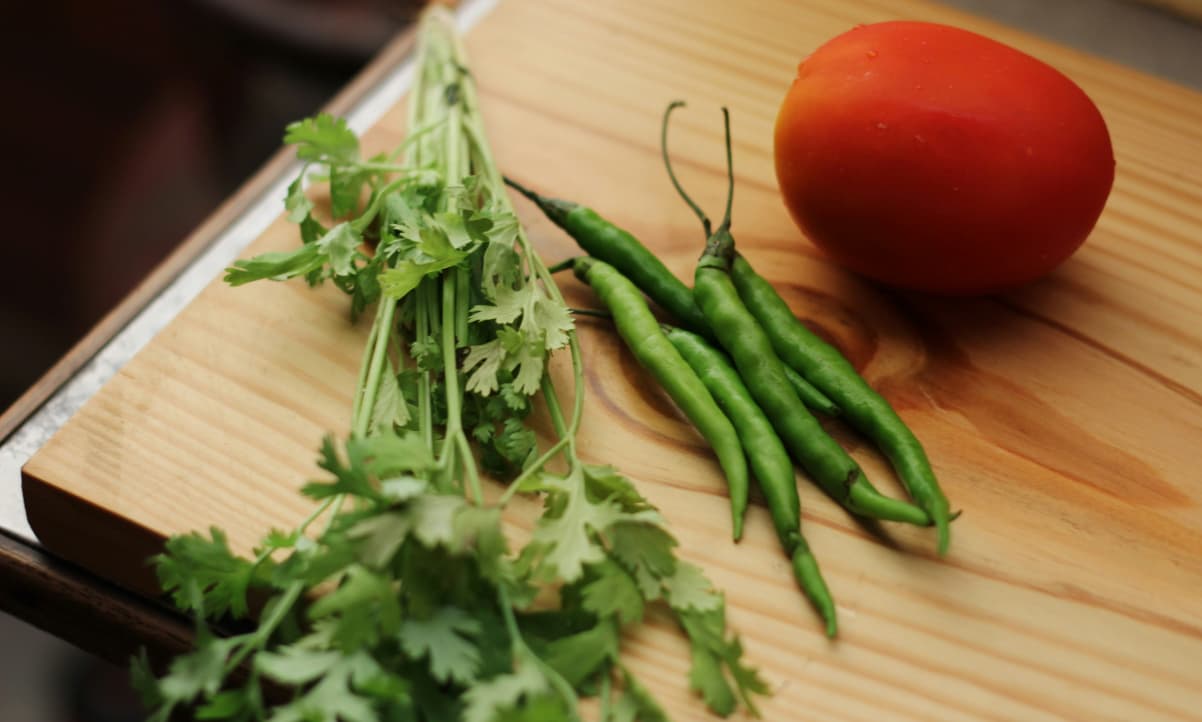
[{"x1": 6, "y1": 0, "x2": 1202, "y2": 719}]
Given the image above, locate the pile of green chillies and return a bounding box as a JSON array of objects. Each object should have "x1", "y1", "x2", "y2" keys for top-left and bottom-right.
[{"x1": 507, "y1": 102, "x2": 953, "y2": 637}]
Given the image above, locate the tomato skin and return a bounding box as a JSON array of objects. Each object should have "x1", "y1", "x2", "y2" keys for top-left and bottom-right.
[{"x1": 774, "y1": 21, "x2": 1115, "y2": 294}]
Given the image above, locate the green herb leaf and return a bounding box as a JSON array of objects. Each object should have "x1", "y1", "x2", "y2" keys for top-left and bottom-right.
[
  {"x1": 581, "y1": 560, "x2": 644, "y2": 626},
  {"x1": 285, "y1": 174, "x2": 314, "y2": 223},
  {"x1": 461, "y1": 654, "x2": 550, "y2": 722},
  {"x1": 399, "y1": 606, "x2": 482, "y2": 685},
  {"x1": 284, "y1": 114, "x2": 359, "y2": 164},
  {"x1": 663, "y1": 561, "x2": 722, "y2": 613},
  {"x1": 612, "y1": 668, "x2": 670, "y2": 722},
  {"x1": 262, "y1": 653, "x2": 381, "y2": 722},
  {"x1": 155, "y1": 528, "x2": 257, "y2": 619},
  {"x1": 607, "y1": 523, "x2": 679, "y2": 601}
]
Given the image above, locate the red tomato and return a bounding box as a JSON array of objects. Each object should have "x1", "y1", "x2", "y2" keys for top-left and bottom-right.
[{"x1": 773, "y1": 21, "x2": 1115, "y2": 294}]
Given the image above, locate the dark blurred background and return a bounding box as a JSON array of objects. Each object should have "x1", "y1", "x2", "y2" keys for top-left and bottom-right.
[
  {"x1": 1, "y1": 0, "x2": 419, "y2": 411},
  {"x1": 0, "y1": 0, "x2": 1199, "y2": 720}
]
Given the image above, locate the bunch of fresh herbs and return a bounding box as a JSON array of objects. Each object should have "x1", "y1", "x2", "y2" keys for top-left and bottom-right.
[{"x1": 133, "y1": 8, "x2": 765, "y2": 721}]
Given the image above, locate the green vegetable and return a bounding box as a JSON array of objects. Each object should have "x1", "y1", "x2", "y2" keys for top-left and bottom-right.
[
  {"x1": 133, "y1": 9, "x2": 765, "y2": 721},
  {"x1": 665, "y1": 325, "x2": 837, "y2": 636},
  {"x1": 730, "y1": 254, "x2": 954, "y2": 554},
  {"x1": 572, "y1": 256, "x2": 750, "y2": 541},
  {"x1": 506, "y1": 176, "x2": 713, "y2": 339},
  {"x1": 663, "y1": 101, "x2": 929, "y2": 528},
  {"x1": 783, "y1": 364, "x2": 840, "y2": 417}
]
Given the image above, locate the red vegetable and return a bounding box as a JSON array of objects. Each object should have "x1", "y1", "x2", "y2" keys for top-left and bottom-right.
[{"x1": 773, "y1": 21, "x2": 1115, "y2": 294}]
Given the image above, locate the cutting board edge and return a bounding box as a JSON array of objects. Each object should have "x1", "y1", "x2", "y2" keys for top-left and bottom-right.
[{"x1": 23, "y1": 466, "x2": 165, "y2": 600}]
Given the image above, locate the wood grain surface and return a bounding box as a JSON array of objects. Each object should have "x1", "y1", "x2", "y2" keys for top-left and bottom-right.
[{"x1": 23, "y1": 0, "x2": 1202, "y2": 719}]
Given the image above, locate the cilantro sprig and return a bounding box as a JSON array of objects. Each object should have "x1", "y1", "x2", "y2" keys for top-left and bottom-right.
[{"x1": 136, "y1": 7, "x2": 766, "y2": 721}]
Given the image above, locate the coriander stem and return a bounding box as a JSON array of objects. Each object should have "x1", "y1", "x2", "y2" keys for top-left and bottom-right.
[
  {"x1": 439, "y1": 272, "x2": 484, "y2": 503},
  {"x1": 495, "y1": 585, "x2": 581, "y2": 721},
  {"x1": 350, "y1": 178, "x2": 407, "y2": 234},
  {"x1": 456, "y1": 432, "x2": 483, "y2": 505},
  {"x1": 499, "y1": 436, "x2": 570, "y2": 505},
  {"x1": 222, "y1": 580, "x2": 304, "y2": 675},
  {"x1": 350, "y1": 306, "x2": 386, "y2": 430},
  {"x1": 456, "y1": 264, "x2": 470, "y2": 345},
  {"x1": 353, "y1": 298, "x2": 397, "y2": 439},
  {"x1": 540, "y1": 372, "x2": 571, "y2": 442},
  {"x1": 416, "y1": 279, "x2": 435, "y2": 453}
]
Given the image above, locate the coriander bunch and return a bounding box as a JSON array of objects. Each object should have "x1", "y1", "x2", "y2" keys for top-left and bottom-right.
[{"x1": 135, "y1": 8, "x2": 765, "y2": 721}]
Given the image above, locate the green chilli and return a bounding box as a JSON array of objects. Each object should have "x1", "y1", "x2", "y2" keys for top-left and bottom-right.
[
  {"x1": 506, "y1": 177, "x2": 713, "y2": 339},
  {"x1": 663, "y1": 100, "x2": 929, "y2": 528},
  {"x1": 572, "y1": 256, "x2": 749, "y2": 539},
  {"x1": 731, "y1": 255, "x2": 953, "y2": 553},
  {"x1": 665, "y1": 325, "x2": 837, "y2": 636},
  {"x1": 783, "y1": 364, "x2": 840, "y2": 417}
]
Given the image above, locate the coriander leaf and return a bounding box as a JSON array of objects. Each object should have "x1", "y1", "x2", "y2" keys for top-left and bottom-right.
[
  {"x1": 725, "y1": 636, "x2": 770, "y2": 717},
  {"x1": 349, "y1": 254, "x2": 382, "y2": 322},
  {"x1": 679, "y1": 604, "x2": 769, "y2": 718},
  {"x1": 379, "y1": 251, "x2": 465, "y2": 300},
  {"x1": 157, "y1": 633, "x2": 246, "y2": 706},
  {"x1": 483, "y1": 208, "x2": 519, "y2": 244},
  {"x1": 317, "y1": 222, "x2": 362, "y2": 278},
  {"x1": 223, "y1": 222, "x2": 361, "y2": 287},
  {"x1": 307, "y1": 565, "x2": 401, "y2": 649},
  {"x1": 330, "y1": 166, "x2": 368, "y2": 218},
  {"x1": 284, "y1": 114, "x2": 359, "y2": 164},
  {"x1": 379, "y1": 263, "x2": 427, "y2": 302},
  {"x1": 461, "y1": 656, "x2": 549, "y2": 722},
  {"x1": 380, "y1": 476, "x2": 429, "y2": 503},
  {"x1": 260, "y1": 527, "x2": 300, "y2": 552},
  {"x1": 408, "y1": 494, "x2": 466, "y2": 549},
  {"x1": 285, "y1": 174, "x2": 314, "y2": 223},
  {"x1": 469, "y1": 285, "x2": 572, "y2": 353},
  {"x1": 264, "y1": 654, "x2": 379, "y2": 722},
  {"x1": 462, "y1": 338, "x2": 507, "y2": 396},
  {"x1": 433, "y1": 210, "x2": 476, "y2": 249},
  {"x1": 581, "y1": 560, "x2": 644, "y2": 626},
  {"x1": 612, "y1": 669, "x2": 670, "y2": 722},
  {"x1": 479, "y1": 238, "x2": 521, "y2": 301},
  {"x1": 303, "y1": 436, "x2": 378, "y2": 502},
  {"x1": 409, "y1": 335, "x2": 442, "y2": 372},
  {"x1": 224, "y1": 245, "x2": 324, "y2": 287},
  {"x1": 492, "y1": 695, "x2": 570, "y2": 722},
  {"x1": 494, "y1": 417, "x2": 536, "y2": 468},
  {"x1": 130, "y1": 650, "x2": 167, "y2": 714},
  {"x1": 531, "y1": 468, "x2": 659, "y2": 583},
  {"x1": 155, "y1": 527, "x2": 257, "y2": 619},
  {"x1": 469, "y1": 285, "x2": 530, "y2": 326},
  {"x1": 299, "y1": 213, "x2": 328, "y2": 246},
  {"x1": 530, "y1": 291, "x2": 573, "y2": 351},
  {"x1": 255, "y1": 647, "x2": 342, "y2": 686},
  {"x1": 535, "y1": 617, "x2": 618, "y2": 687},
  {"x1": 688, "y1": 643, "x2": 736, "y2": 718},
  {"x1": 662, "y1": 561, "x2": 722, "y2": 613},
  {"x1": 195, "y1": 688, "x2": 253, "y2": 720},
  {"x1": 583, "y1": 465, "x2": 658, "y2": 513},
  {"x1": 607, "y1": 523, "x2": 679, "y2": 601},
  {"x1": 351, "y1": 431, "x2": 431, "y2": 478},
  {"x1": 399, "y1": 606, "x2": 482, "y2": 685},
  {"x1": 368, "y1": 361, "x2": 409, "y2": 433},
  {"x1": 500, "y1": 383, "x2": 530, "y2": 412},
  {"x1": 451, "y1": 505, "x2": 505, "y2": 558},
  {"x1": 509, "y1": 336, "x2": 545, "y2": 396},
  {"x1": 346, "y1": 512, "x2": 410, "y2": 569}
]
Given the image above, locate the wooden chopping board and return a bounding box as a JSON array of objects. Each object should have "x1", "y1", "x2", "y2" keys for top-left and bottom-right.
[{"x1": 22, "y1": 0, "x2": 1202, "y2": 719}]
